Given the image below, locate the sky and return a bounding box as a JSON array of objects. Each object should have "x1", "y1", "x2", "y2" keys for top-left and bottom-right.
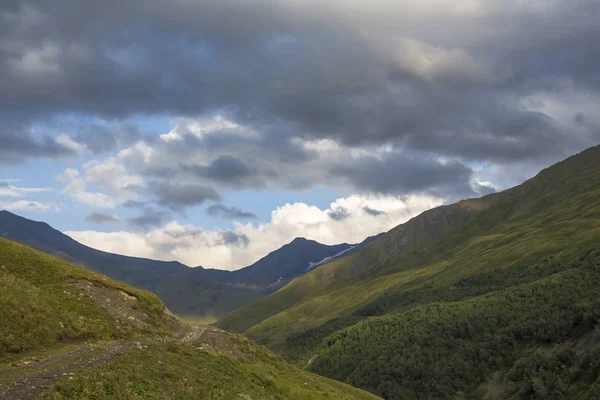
[{"x1": 1, "y1": 0, "x2": 599, "y2": 270}]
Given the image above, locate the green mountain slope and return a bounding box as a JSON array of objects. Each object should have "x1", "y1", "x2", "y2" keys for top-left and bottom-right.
[
  {"x1": 0, "y1": 238, "x2": 380, "y2": 400},
  {"x1": 215, "y1": 145, "x2": 600, "y2": 398},
  {"x1": 309, "y1": 250, "x2": 600, "y2": 399},
  {"x1": 214, "y1": 192, "x2": 503, "y2": 337}
]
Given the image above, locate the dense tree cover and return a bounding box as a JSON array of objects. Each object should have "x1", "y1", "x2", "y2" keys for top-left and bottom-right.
[
  {"x1": 308, "y1": 250, "x2": 600, "y2": 399},
  {"x1": 283, "y1": 316, "x2": 367, "y2": 365},
  {"x1": 282, "y1": 253, "x2": 578, "y2": 366},
  {"x1": 503, "y1": 345, "x2": 600, "y2": 399}
]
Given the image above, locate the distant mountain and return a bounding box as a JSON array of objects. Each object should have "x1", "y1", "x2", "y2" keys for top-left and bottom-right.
[
  {"x1": 223, "y1": 237, "x2": 356, "y2": 293},
  {"x1": 215, "y1": 145, "x2": 600, "y2": 399},
  {"x1": 143, "y1": 237, "x2": 363, "y2": 316},
  {"x1": 0, "y1": 210, "x2": 188, "y2": 288},
  {"x1": 0, "y1": 210, "x2": 370, "y2": 317}
]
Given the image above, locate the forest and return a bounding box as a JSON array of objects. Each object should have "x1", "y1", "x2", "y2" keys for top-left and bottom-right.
[{"x1": 304, "y1": 249, "x2": 600, "y2": 399}]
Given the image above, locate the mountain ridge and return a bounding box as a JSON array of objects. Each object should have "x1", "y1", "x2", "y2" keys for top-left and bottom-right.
[{"x1": 0, "y1": 210, "x2": 372, "y2": 318}]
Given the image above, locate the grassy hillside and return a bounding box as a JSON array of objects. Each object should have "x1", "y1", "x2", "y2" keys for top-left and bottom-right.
[
  {"x1": 214, "y1": 145, "x2": 600, "y2": 398},
  {"x1": 0, "y1": 237, "x2": 380, "y2": 400},
  {"x1": 45, "y1": 332, "x2": 379, "y2": 400},
  {"x1": 0, "y1": 236, "x2": 175, "y2": 358}
]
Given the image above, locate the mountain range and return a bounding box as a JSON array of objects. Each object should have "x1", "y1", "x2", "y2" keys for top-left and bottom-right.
[
  {"x1": 0, "y1": 210, "x2": 374, "y2": 318},
  {"x1": 2, "y1": 145, "x2": 600, "y2": 399}
]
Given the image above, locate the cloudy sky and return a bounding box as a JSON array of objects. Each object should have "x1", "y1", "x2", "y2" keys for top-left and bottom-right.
[{"x1": 1, "y1": 0, "x2": 599, "y2": 269}]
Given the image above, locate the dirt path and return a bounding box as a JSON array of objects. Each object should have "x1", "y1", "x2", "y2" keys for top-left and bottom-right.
[
  {"x1": 0, "y1": 341, "x2": 136, "y2": 400},
  {"x1": 0, "y1": 323, "x2": 226, "y2": 400}
]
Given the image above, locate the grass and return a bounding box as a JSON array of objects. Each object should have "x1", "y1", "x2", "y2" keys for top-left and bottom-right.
[
  {"x1": 173, "y1": 314, "x2": 218, "y2": 325},
  {"x1": 45, "y1": 340, "x2": 380, "y2": 400},
  {"x1": 0, "y1": 237, "x2": 173, "y2": 358}
]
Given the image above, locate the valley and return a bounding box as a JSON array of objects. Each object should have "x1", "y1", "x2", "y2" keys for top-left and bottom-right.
[
  {"x1": 0, "y1": 237, "x2": 379, "y2": 399},
  {"x1": 2, "y1": 146, "x2": 600, "y2": 399}
]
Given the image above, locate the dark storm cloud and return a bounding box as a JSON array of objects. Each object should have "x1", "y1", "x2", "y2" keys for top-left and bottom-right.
[
  {"x1": 147, "y1": 181, "x2": 220, "y2": 210},
  {"x1": 143, "y1": 167, "x2": 177, "y2": 178},
  {"x1": 363, "y1": 206, "x2": 385, "y2": 217},
  {"x1": 207, "y1": 204, "x2": 257, "y2": 220},
  {"x1": 330, "y1": 153, "x2": 475, "y2": 197},
  {"x1": 72, "y1": 122, "x2": 142, "y2": 153},
  {"x1": 128, "y1": 210, "x2": 169, "y2": 230},
  {"x1": 180, "y1": 155, "x2": 259, "y2": 186},
  {"x1": 122, "y1": 200, "x2": 146, "y2": 209},
  {"x1": 328, "y1": 207, "x2": 350, "y2": 221},
  {"x1": 218, "y1": 231, "x2": 250, "y2": 247},
  {"x1": 85, "y1": 212, "x2": 121, "y2": 224},
  {"x1": 0, "y1": 126, "x2": 74, "y2": 164},
  {"x1": 1, "y1": 0, "x2": 599, "y2": 175},
  {"x1": 86, "y1": 207, "x2": 168, "y2": 229}
]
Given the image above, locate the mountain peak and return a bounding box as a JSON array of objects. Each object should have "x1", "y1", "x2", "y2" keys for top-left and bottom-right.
[{"x1": 290, "y1": 237, "x2": 309, "y2": 244}]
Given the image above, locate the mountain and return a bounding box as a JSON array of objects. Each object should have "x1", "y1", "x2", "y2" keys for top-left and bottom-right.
[
  {"x1": 0, "y1": 210, "x2": 364, "y2": 318},
  {"x1": 0, "y1": 210, "x2": 188, "y2": 288},
  {"x1": 215, "y1": 145, "x2": 600, "y2": 399},
  {"x1": 0, "y1": 237, "x2": 380, "y2": 400},
  {"x1": 208, "y1": 237, "x2": 356, "y2": 292},
  {"x1": 145, "y1": 238, "x2": 361, "y2": 317}
]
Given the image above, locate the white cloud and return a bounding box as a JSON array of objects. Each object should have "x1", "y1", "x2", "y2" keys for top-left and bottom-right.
[
  {"x1": 0, "y1": 183, "x2": 50, "y2": 198},
  {"x1": 66, "y1": 193, "x2": 443, "y2": 270},
  {"x1": 83, "y1": 158, "x2": 142, "y2": 197},
  {"x1": 118, "y1": 141, "x2": 155, "y2": 166},
  {"x1": 159, "y1": 115, "x2": 251, "y2": 143},
  {"x1": 55, "y1": 133, "x2": 88, "y2": 155},
  {"x1": 56, "y1": 168, "x2": 120, "y2": 208},
  {"x1": 56, "y1": 158, "x2": 143, "y2": 208}
]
